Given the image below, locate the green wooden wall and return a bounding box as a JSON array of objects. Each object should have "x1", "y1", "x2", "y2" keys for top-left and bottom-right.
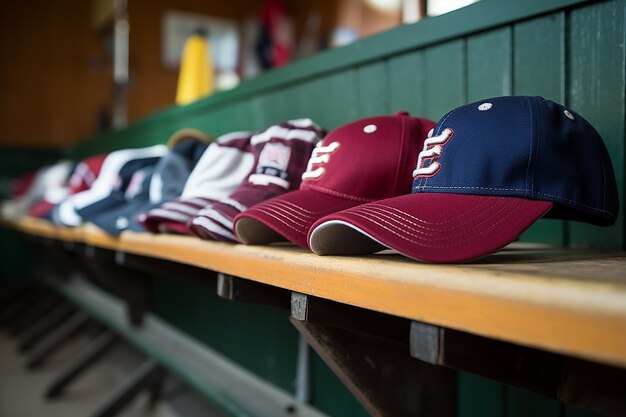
[
  {"x1": 67, "y1": 0, "x2": 626, "y2": 251},
  {"x1": 4, "y1": 0, "x2": 618, "y2": 416}
]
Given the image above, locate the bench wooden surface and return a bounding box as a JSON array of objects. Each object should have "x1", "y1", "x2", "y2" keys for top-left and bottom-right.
[{"x1": 8, "y1": 216, "x2": 626, "y2": 370}]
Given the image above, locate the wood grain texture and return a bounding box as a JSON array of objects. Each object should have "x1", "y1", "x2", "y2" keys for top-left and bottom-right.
[
  {"x1": 8, "y1": 218, "x2": 621, "y2": 368},
  {"x1": 7, "y1": 216, "x2": 626, "y2": 367}
]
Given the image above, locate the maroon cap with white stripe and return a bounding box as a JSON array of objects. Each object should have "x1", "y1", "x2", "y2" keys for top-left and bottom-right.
[
  {"x1": 234, "y1": 112, "x2": 436, "y2": 248},
  {"x1": 138, "y1": 131, "x2": 255, "y2": 234},
  {"x1": 188, "y1": 119, "x2": 324, "y2": 242}
]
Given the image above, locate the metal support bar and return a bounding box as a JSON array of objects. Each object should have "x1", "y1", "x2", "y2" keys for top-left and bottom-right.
[
  {"x1": 294, "y1": 335, "x2": 311, "y2": 403},
  {"x1": 45, "y1": 331, "x2": 119, "y2": 399},
  {"x1": 290, "y1": 293, "x2": 456, "y2": 417},
  {"x1": 18, "y1": 303, "x2": 78, "y2": 352},
  {"x1": 89, "y1": 359, "x2": 165, "y2": 417},
  {"x1": 409, "y1": 321, "x2": 626, "y2": 417},
  {"x1": 217, "y1": 273, "x2": 290, "y2": 310},
  {"x1": 26, "y1": 311, "x2": 91, "y2": 369}
]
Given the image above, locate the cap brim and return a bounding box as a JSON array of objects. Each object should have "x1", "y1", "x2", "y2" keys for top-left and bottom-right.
[
  {"x1": 138, "y1": 197, "x2": 213, "y2": 233},
  {"x1": 166, "y1": 128, "x2": 214, "y2": 149},
  {"x1": 234, "y1": 189, "x2": 364, "y2": 248},
  {"x1": 190, "y1": 183, "x2": 288, "y2": 243},
  {"x1": 308, "y1": 193, "x2": 553, "y2": 263},
  {"x1": 89, "y1": 198, "x2": 151, "y2": 236}
]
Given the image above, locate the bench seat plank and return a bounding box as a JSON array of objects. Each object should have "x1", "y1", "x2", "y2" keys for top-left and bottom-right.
[{"x1": 7, "y1": 217, "x2": 626, "y2": 369}]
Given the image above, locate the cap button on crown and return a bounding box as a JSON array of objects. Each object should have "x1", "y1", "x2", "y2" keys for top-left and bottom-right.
[{"x1": 395, "y1": 111, "x2": 410, "y2": 116}]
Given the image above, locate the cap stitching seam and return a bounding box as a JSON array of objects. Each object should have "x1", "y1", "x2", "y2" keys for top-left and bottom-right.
[
  {"x1": 345, "y1": 200, "x2": 529, "y2": 250},
  {"x1": 361, "y1": 197, "x2": 494, "y2": 225},
  {"x1": 347, "y1": 198, "x2": 522, "y2": 240},
  {"x1": 418, "y1": 185, "x2": 613, "y2": 215},
  {"x1": 301, "y1": 184, "x2": 376, "y2": 203},
  {"x1": 529, "y1": 97, "x2": 540, "y2": 194}
]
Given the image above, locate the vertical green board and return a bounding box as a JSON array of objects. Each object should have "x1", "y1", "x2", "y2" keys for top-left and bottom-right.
[
  {"x1": 230, "y1": 98, "x2": 264, "y2": 132},
  {"x1": 458, "y1": 373, "x2": 505, "y2": 417},
  {"x1": 507, "y1": 387, "x2": 560, "y2": 417},
  {"x1": 310, "y1": 354, "x2": 369, "y2": 417},
  {"x1": 321, "y1": 70, "x2": 359, "y2": 130},
  {"x1": 298, "y1": 76, "x2": 329, "y2": 129},
  {"x1": 424, "y1": 40, "x2": 466, "y2": 121},
  {"x1": 151, "y1": 274, "x2": 299, "y2": 392},
  {"x1": 245, "y1": 95, "x2": 265, "y2": 130},
  {"x1": 281, "y1": 84, "x2": 307, "y2": 121},
  {"x1": 466, "y1": 27, "x2": 512, "y2": 101},
  {"x1": 356, "y1": 61, "x2": 389, "y2": 116},
  {"x1": 388, "y1": 51, "x2": 427, "y2": 117},
  {"x1": 568, "y1": 0, "x2": 625, "y2": 250},
  {"x1": 514, "y1": 13, "x2": 568, "y2": 245}
]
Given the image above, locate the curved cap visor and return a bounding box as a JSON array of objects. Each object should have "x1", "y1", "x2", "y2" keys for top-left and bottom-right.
[
  {"x1": 234, "y1": 189, "x2": 365, "y2": 248},
  {"x1": 308, "y1": 193, "x2": 553, "y2": 263}
]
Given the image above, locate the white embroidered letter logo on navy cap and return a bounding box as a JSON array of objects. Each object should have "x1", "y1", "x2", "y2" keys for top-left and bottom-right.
[
  {"x1": 413, "y1": 128, "x2": 454, "y2": 178},
  {"x1": 302, "y1": 141, "x2": 340, "y2": 180}
]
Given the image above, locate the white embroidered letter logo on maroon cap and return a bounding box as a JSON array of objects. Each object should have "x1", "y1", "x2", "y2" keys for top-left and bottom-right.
[
  {"x1": 413, "y1": 128, "x2": 454, "y2": 178},
  {"x1": 302, "y1": 141, "x2": 340, "y2": 180}
]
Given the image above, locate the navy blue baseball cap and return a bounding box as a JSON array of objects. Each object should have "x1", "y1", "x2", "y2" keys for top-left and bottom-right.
[{"x1": 309, "y1": 96, "x2": 618, "y2": 263}]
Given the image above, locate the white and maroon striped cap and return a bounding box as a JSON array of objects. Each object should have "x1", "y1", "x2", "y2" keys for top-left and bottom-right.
[
  {"x1": 138, "y1": 131, "x2": 256, "y2": 234},
  {"x1": 188, "y1": 119, "x2": 324, "y2": 242}
]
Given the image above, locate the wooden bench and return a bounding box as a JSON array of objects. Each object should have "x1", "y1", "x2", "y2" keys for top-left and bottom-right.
[
  {"x1": 2, "y1": 0, "x2": 625, "y2": 416},
  {"x1": 5, "y1": 214, "x2": 626, "y2": 417}
]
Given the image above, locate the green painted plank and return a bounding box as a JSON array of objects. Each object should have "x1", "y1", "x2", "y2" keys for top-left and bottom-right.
[
  {"x1": 568, "y1": 0, "x2": 625, "y2": 250},
  {"x1": 467, "y1": 27, "x2": 512, "y2": 101},
  {"x1": 321, "y1": 70, "x2": 359, "y2": 130},
  {"x1": 281, "y1": 85, "x2": 308, "y2": 122},
  {"x1": 297, "y1": 77, "x2": 328, "y2": 129},
  {"x1": 67, "y1": 0, "x2": 593, "y2": 158},
  {"x1": 356, "y1": 61, "x2": 389, "y2": 117},
  {"x1": 388, "y1": 51, "x2": 426, "y2": 117},
  {"x1": 244, "y1": 96, "x2": 265, "y2": 131},
  {"x1": 506, "y1": 387, "x2": 560, "y2": 417},
  {"x1": 424, "y1": 40, "x2": 466, "y2": 121},
  {"x1": 513, "y1": 13, "x2": 568, "y2": 245},
  {"x1": 458, "y1": 373, "x2": 504, "y2": 417}
]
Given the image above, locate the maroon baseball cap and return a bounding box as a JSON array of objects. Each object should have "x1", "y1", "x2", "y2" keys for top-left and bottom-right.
[
  {"x1": 308, "y1": 96, "x2": 618, "y2": 263},
  {"x1": 189, "y1": 119, "x2": 324, "y2": 242},
  {"x1": 234, "y1": 112, "x2": 436, "y2": 248}
]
